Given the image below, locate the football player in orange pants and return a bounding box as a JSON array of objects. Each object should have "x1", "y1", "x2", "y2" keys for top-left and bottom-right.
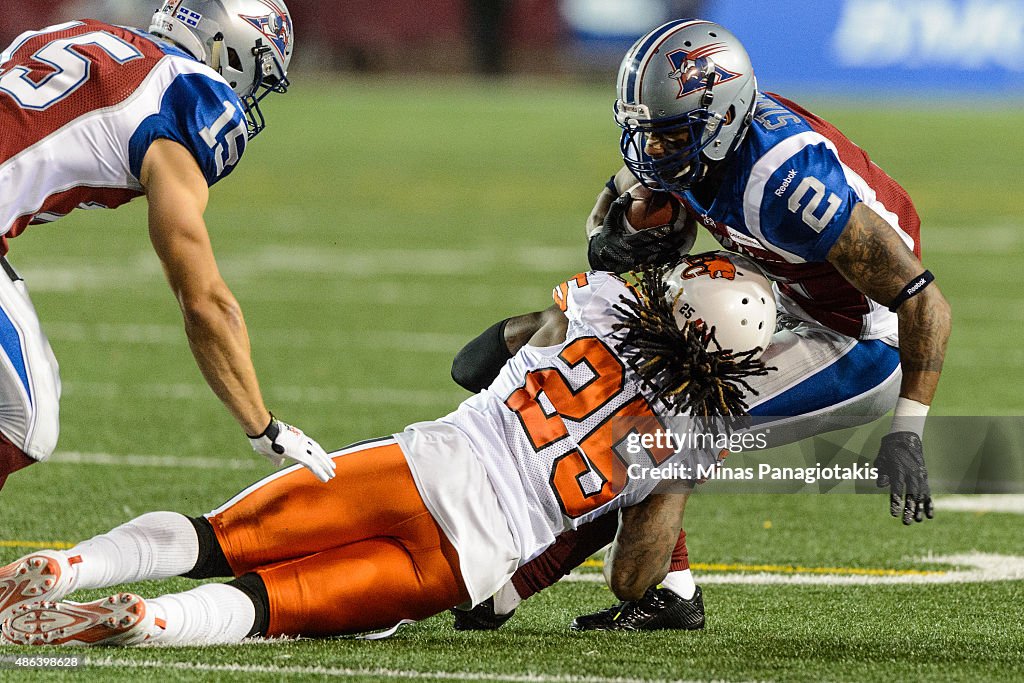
[{"x1": 0, "y1": 257, "x2": 776, "y2": 646}]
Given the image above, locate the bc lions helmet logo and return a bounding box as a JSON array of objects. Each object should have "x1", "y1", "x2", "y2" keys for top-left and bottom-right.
[
  {"x1": 681, "y1": 253, "x2": 737, "y2": 281},
  {"x1": 666, "y1": 44, "x2": 740, "y2": 100},
  {"x1": 240, "y1": 0, "x2": 292, "y2": 61}
]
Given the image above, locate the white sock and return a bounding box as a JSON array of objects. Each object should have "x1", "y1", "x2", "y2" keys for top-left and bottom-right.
[
  {"x1": 492, "y1": 581, "x2": 522, "y2": 615},
  {"x1": 661, "y1": 569, "x2": 696, "y2": 599},
  {"x1": 147, "y1": 583, "x2": 256, "y2": 645},
  {"x1": 66, "y1": 511, "x2": 199, "y2": 590}
]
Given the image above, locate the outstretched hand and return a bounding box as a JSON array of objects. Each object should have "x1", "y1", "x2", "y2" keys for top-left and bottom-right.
[
  {"x1": 873, "y1": 431, "x2": 933, "y2": 524},
  {"x1": 249, "y1": 417, "x2": 336, "y2": 483}
]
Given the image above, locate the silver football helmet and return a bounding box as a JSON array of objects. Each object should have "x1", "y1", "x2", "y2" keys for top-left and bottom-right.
[
  {"x1": 662, "y1": 251, "x2": 775, "y2": 358},
  {"x1": 615, "y1": 20, "x2": 757, "y2": 192},
  {"x1": 148, "y1": 0, "x2": 293, "y2": 138}
]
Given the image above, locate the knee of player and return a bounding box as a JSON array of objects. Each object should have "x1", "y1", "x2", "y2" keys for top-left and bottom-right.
[{"x1": 22, "y1": 401, "x2": 60, "y2": 462}]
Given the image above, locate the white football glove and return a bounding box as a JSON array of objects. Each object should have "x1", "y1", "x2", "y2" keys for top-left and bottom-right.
[{"x1": 248, "y1": 416, "x2": 336, "y2": 482}]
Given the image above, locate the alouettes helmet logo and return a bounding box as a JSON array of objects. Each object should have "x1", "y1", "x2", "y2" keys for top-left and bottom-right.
[
  {"x1": 665, "y1": 44, "x2": 741, "y2": 100},
  {"x1": 240, "y1": 0, "x2": 292, "y2": 61}
]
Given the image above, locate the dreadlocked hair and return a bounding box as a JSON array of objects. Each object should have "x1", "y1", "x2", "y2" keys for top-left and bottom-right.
[{"x1": 611, "y1": 264, "x2": 774, "y2": 422}]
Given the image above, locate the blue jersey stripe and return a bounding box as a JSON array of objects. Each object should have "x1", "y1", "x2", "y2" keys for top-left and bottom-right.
[
  {"x1": 0, "y1": 307, "x2": 31, "y2": 405},
  {"x1": 750, "y1": 340, "x2": 899, "y2": 417}
]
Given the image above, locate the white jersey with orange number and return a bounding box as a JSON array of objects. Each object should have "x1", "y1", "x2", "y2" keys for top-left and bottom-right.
[{"x1": 398, "y1": 271, "x2": 677, "y2": 597}]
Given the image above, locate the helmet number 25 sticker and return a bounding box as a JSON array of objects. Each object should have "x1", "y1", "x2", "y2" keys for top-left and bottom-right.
[
  {"x1": 0, "y1": 28, "x2": 143, "y2": 110},
  {"x1": 787, "y1": 176, "x2": 842, "y2": 233}
]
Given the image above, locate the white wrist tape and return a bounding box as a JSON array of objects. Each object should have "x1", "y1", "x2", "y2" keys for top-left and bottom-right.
[{"x1": 891, "y1": 397, "x2": 929, "y2": 437}]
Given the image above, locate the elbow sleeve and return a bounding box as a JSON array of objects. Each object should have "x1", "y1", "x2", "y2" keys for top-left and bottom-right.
[{"x1": 451, "y1": 318, "x2": 513, "y2": 393}]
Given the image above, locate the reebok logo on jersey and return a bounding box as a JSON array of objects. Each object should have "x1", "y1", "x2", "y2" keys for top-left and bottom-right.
[{"x1": 774, "y1": 168, "x2": 798, "y2": 197}]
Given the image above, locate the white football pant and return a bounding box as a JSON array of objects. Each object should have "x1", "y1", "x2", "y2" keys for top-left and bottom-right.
[{"x1": 0, "y1": 258, "x2": 61, "y2": 461}]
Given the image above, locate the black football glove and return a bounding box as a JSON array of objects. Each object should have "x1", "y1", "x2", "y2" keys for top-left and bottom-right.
[
  {"x1": 873, "y1": 431, "x2": 934, "y2": 524},
  {"x1": 587, "y1": 192, "x2": 692, "y2": 273}
]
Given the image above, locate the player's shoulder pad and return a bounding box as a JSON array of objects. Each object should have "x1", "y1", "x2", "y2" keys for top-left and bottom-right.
[
  {"x1": 553, "y1": 271, "x2": 638, "y2": 323},
  {"x1": 742, "y1": 127, "x2": 859, "y2": 263},
  {"x1": 128, "y1": 56, "x2": 248, "y2": 187}
]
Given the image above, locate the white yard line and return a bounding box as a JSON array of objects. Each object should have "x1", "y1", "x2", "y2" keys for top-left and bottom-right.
[
  {"x1": 924, "y1": 223, "x2": 1024, "y2": 255},
  {"x1": 49, "y1": 451, "x2": 257, "y2": 470},
  {"x1": 216, "y1": 246, "x2": 583, "y2": 278},
  {"x1": 18, "y1": 245, "x2": 584, "y2": 292},
  {"x1": 44, "y1": 322, "x2": 468, "y2": 354},
  {"x1": 937, "y1": 494, "x2": 1024, "y2": 514},
  {"x1": 80, "y1": 658, "x2": 711, "y2": 683},
  {"x1": 568, "y1": 552, "x2": 1024, "y2": 585},
  {"x1": 61, "y1": 381, "x2": 464, "y2": 407}
]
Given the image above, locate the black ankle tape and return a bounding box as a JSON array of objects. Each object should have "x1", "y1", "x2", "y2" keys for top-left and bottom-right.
[
  {"x1": 228, "y1": 572, "x2": 271, "y2": 637},
  {"x1": 183, "y1": 516, "x2": 233, "y2": 579}
]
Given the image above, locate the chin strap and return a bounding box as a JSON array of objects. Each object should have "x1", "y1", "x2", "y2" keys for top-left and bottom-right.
[{"x1": 209, "y1": 32, "x2": 224, "y2": 73}]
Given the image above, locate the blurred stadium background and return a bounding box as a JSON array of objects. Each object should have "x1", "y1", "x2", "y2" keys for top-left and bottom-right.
[
  {"x1": 7, "y1": 0, "x2": 1024, "y2": 90},
  {"x1": 3, "y1": 1, "x2": 1024, "y2": 680}
]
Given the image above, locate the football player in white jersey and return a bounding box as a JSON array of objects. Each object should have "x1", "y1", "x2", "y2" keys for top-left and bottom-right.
[
  {"x1": 0, "y1": 0, "x2": 334, "y2": 491},
  {"x1": 452, "y1": 20, "x2": 952, "y2": 631},
  {"x1": 0, "y1": 257, "x2": 775, "y2": 645}
]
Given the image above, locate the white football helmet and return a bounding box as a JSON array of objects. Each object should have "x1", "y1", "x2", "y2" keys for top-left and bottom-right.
[
  {"x1": 148, "y1": 0, "x2": 293, "y2": 138},
  {"x1": 663, "y1": 251, "x2": 775, "y2": 358},
  {"x1": 615, "y1": 20, "x2": 757, "y2": 192}
]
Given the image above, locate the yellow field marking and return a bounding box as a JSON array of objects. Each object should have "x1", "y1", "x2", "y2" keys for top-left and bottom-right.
[
  {"x1": 2, "y1": 542, "x2": 947, "y2": 576},
  {"x1": 0, "y1": 540, "x2": 75, "y2": 550},
  {"x1": 579, "y1": 558, "x2": 947, "y2": 576}
]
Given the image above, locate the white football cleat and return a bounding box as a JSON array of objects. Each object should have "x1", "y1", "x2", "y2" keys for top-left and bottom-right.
[
  {"x1": 0, "y1": 550, "x2": 79, "y2": 626},
  {"x1": 1, "y1": 593, "x2": 161, "y2": 646}
]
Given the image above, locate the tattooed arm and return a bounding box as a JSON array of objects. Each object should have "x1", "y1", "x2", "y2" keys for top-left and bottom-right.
[
  {"x1": 826, "y1": 202, "x2": 952, "y2": 405},
  {"x1": 606, "y1": 490, "x2": 691, "y2": 600}
]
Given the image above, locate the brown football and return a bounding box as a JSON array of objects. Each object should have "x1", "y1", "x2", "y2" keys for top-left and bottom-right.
[{"x1": 623, "y1": 183, "x2": 682, "y2": 232}]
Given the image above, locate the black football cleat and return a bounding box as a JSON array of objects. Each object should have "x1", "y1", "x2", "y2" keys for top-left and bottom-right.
[
  {"x1": 570, "y1": 586, "x2": 705, "y2": 631},
  {"x1": 451, "y1": 597, "x2": 516, "y2": 631}
]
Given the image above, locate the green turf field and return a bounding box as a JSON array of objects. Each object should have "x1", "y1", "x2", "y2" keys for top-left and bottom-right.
[{"x1": 2, "y1": 76, "x2": 1023, "y2": 682}]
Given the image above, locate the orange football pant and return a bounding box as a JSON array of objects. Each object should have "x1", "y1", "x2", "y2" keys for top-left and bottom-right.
[{"x1": 207, "y1": 437, "x2": 469, "y2": 636}]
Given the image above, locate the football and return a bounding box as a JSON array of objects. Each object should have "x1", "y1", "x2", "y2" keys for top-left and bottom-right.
[{"x1": 623, "y1": 183, "x2": 683, "y2": 233}]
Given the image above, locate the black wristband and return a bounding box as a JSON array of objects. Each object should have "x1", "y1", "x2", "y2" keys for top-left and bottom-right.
[
  {"x1": 887, "y1": 270, "x2": 934, "y2": 312},
  {"x1": 246, "y1": 413, "x2": 277, "y2": 440}
]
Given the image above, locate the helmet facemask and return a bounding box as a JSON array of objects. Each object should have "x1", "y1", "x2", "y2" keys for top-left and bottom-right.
[
  {"x1": 616, "y1": 96, "x2": 727, "y2": 193},
  {"x1": 218, "y1": 35, "x2": 290, "y2": 138}
]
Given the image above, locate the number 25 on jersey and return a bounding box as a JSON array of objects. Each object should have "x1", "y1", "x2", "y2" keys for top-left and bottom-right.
[{"x1": 505, "y1": 336, "x2": 673, "y2": 518}]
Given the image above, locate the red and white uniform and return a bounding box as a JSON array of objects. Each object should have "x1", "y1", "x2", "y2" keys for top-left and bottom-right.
[
  {"x1": 0, "y1": 19, "x2": 246, "y2": 252},
  {"x1": 0, "y1": 20, "x2": 247, "y2": 462}
]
